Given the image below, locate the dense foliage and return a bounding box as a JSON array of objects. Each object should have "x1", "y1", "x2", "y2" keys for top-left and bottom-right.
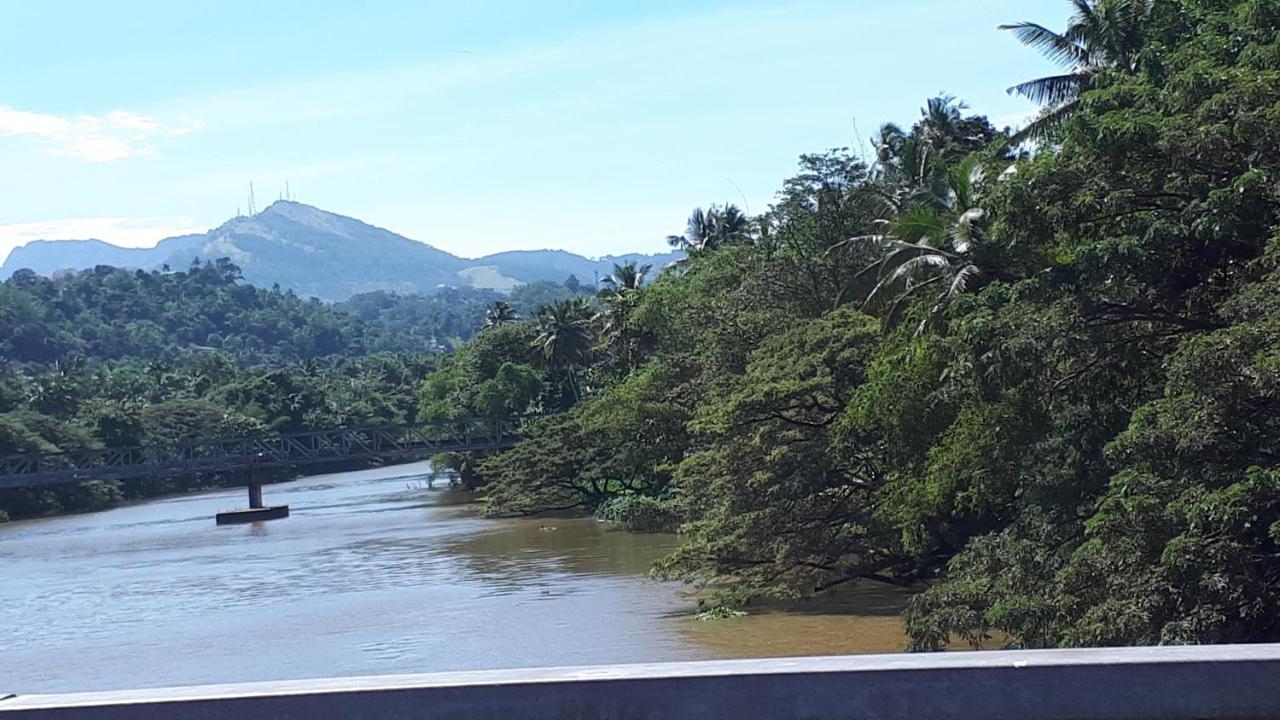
[
  {"x1": 0, "y1": 260, "x2": 468, "y2": 520},
  {"x1": 337, "y1": 286, "x2": 502, "y2": 353},
  {"x1": 0, "y1": 352, "x2": 436, "y2": 521},
  {"x1": 0, "y1": 242, "x2": 604, "y2": 521},
  {"x1": 0, "y1": 259, "x2": 494, "y2": 365},
  {"x1": 425, "y1": 0, "x2": 1280, "y2": 649}
]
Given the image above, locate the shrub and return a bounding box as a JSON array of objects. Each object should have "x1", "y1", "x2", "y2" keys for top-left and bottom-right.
[{"x1": 595, "y1": 495, "x2": 681, "y2": 533}]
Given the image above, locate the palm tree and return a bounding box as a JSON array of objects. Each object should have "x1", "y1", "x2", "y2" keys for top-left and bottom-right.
[
  {"x1": 842, "y1": 155, "x2": 989, "y2": 333},
  {"x1": 872, "y1": 124, "x2": 940, "y2": 204},
  {"x1": 595, "y1": 262, "x2": 650, "y2": 370},
  {"x1": 1002, "y1": 0, "x2": 1152, "y2": 143},
  {"x1": 533, "y1": 298, "x2": 595, "y2": 401},
  {"x1": 666, "y1": 204, "x2": 752, "y2": 253},
  {"x1": 599, "y1": 262, "x2": 650, "y2": 293},
  {"x1": 484, "y1": 301, "x2": 517, "y2": 329},
  {"x1": 870, "y1": 96, "x2": 995, "y2": 207},
  {"x1": 919, "y1": 96, "x2": 966, "y2": 150}
]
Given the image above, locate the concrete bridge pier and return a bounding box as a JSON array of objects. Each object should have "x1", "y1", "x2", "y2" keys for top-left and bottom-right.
[{"x1": 215, "y1": 472, "x2": 289, "y2": 526}]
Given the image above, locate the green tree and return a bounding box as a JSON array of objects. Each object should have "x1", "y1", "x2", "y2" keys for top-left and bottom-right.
[
  {"x1": 533, "y1": 298, "x2": 595, "y2": 405},
  {"x1": 1002, "y1": 0, "x2": 1152, "y2": 142},
  {"x1": 484, "y1": 301, "x2": 518, "y2": 328},
  {"x1": 666, "y1": 205, "x2": 753, "y2": 254},
  {"x1": 658, "y1": 309, "x2": 904, "y2": 598}
]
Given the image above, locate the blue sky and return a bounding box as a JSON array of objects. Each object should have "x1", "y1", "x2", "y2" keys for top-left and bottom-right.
[{"x1": 0, "y1": 0, "x2": 1067, "y2": 261}]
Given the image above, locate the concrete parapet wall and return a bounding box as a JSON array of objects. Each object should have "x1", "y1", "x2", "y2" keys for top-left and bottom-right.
[{"x1": 2, "y1": 644, "x2": 1279, "y2": 719}]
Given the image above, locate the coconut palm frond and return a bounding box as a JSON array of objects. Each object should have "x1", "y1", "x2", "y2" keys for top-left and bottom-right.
[
  {"x1": 947, "y1": 265, "x2": 982, "y2": 299},
  {"x1": 889, "y1": 205, "x2": 949, "y2": 246},
  {"x1": 1007, "y1": 72, "x2": 1087, "y2": 106},
  {"x1": 1009, "y1": 98, "x2": 1081, "y2": 145},
  {"x1": 999, "y1": 21, "x2": 1091, "y2": 68},
  {"x1": 949, "y1": 209, "x2": 987, "y2": 253},
  {"x1": 947, "y1": 154, "x2": 985, "y2": 211},
  {"x1": 888, "y1": 253, "x2": 952, "y2": 284},
  {"x1": 832, "y1": 234, "x2": 889, "y2": 256}
]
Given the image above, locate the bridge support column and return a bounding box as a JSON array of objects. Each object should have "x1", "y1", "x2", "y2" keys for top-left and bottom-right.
[{"x1": 215, "y1": 472, "x2": 289, "y2": 526}]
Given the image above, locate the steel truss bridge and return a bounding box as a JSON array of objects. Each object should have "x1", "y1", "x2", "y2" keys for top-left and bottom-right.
[{"x1": 0, "y1": 418, "x2": 521, "y2": 491}]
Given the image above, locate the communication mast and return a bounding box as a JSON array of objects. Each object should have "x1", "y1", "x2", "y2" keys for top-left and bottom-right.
[{"x1": 247, "y1": 182, "x2": 258, "y2": 215}]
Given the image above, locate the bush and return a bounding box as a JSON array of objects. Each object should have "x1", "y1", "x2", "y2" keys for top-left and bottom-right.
[
  {"x1": 693, "y1": 606, "x2": 747, "y2": 621},
  {"x1": 595, "y1": 495, "x2": 681, "y2": 533}
]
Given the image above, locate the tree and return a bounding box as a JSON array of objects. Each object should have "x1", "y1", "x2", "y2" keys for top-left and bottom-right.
[
  {"x1": 594, "y1": 263, "x2": 654, "y2": 375},
  {"x1": 419, "y1": 322, "x2": 543, "y2": 423},
  {"x1": 484, "y1": 301, "x2": 517, "y2": 329},
  {"x1": 1002, "y1": 0, "x2": 1152, "y2": 143},
  {"x1": 843, "y1": 154, "x2": 991, "y2": 333},
  {"x1": 532, "y1": 298, "x2": 595, "y2": 404},
  {"x1": 480, "y1": 363, "x2": 690, "y2": 516},
  {"x1": 666, "y1": 205, "x2": 752, "y2": 254},
  {"x1": 599, "y1": 262, "x2": 650, "y2": 293},
  {"x1": 903, "y1": 0, "x2": 1280, "y2": 649},
  {"x1": 657, "y1": 308, "x2": 903, "y2": 598}
]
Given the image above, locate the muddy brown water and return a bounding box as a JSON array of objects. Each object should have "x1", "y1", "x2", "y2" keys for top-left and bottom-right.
[{"x1": 0, "y1": 461, "x2": 916, "y2": 693}]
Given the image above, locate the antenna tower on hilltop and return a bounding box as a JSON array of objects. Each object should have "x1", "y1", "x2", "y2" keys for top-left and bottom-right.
[{"x1": 248, "y1": 182, "x2": 258, "y2": 215}]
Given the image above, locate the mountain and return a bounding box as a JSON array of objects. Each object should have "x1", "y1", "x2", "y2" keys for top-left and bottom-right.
[
  {"x1": 0, "y1": 201, "x2": 682, "y2": 300},
  {"x1": 2, "y1": 235, "x2": 206, "y2": 279},
  {"x1": 471, "y1": 249, "x2": 676, "y2": 286}
]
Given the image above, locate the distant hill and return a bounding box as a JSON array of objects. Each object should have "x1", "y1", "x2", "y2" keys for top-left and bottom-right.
[
  {"x1": 0, "y1": 201, "x2": 681, "y2": 300},
  {"x1": 3, "y1": 235, "x2": 206, "y2": 278}
]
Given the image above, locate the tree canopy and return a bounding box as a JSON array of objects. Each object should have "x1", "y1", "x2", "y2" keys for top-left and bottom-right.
[{"x1": 422, "y1": 0, "x2": 1280, "y2": 649}]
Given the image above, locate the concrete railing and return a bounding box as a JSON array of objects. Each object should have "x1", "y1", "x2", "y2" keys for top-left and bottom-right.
[{"x1": 2, "y1": 645, "x2": 1279, "y2": 719}]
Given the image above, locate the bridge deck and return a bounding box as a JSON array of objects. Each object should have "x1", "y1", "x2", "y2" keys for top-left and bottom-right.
[{"x1": 0, "y1": 419, "x2": 519, "y2": 490}]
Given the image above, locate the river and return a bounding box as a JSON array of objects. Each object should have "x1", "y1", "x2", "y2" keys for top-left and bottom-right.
[{"x1": 0, "y1": 461, "x2": 913, "y2": 694}]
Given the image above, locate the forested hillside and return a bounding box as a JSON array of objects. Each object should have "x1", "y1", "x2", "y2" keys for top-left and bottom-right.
[
  {"x1": 421, "y1": 0, "x2": 1280, "y2": 650},
  {"x1": 0, "y1": 260, "x2": 493, "y2": 365},
  {"x1": 0, "y1": 352, "x2": 436, "y2": 521},
  {"x1": 0, "y1": 260, "x2": 488, "y2": 521}
]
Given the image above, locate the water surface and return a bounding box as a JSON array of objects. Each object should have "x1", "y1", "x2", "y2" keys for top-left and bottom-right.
[{"x1": 1, "y1": 462, "x2": 911, "y2": 693}]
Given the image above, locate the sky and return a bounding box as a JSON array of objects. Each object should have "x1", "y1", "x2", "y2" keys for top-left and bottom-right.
[{"x1": 0, "y1": 0, "x2": 1067, "y2": 262}]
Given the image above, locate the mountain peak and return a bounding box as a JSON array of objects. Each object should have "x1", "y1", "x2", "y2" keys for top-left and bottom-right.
[{"x1": 259, "y1": 199, "x2": 328, "y2": 219}]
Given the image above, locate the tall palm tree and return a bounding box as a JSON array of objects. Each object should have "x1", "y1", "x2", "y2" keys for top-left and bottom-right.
[
  {"x1": 599, "y1": 262, "x2": 650, "y2": 293},
  {"x1": 595, "y1": 262, "x2": 650, "y2": 370},
  {"x1": 533, "y1": 298, "x2": 595, "y2": 401},
  {"x1": 842, "y1": 155, "x2": 989, "y2": 334},
  {"x1": 919, "y1": 96, "x2": 966, "y2": 150},
  {"x1": 1002, "y1": 0, "x2": 1152, "y2": 143},
  {"x1": 666, "y1": 204, "x2": 752, "y2": 253},
  {"x1": 484, "y1": 301, "x2": 517, "y2": 329},
  {"x1": 871, "y1": 95, "x2": 995, "y2": 208}
]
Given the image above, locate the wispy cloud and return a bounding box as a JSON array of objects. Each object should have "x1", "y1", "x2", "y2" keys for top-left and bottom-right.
[
  {"x1": 0, "y1": 106, "x2": 203, "y2": 163},
  {"x1": 0, "y1": 216, "x2": 201, "y2": 264}
]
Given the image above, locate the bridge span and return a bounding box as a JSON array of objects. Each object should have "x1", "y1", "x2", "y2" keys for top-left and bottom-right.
[{"x1": 0, "y1": 418, "x2": 521, "y2": 522}]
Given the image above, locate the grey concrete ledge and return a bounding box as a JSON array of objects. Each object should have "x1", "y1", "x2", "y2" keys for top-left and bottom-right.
[{"x1": 3, "y1": 644, "x2": 1280, "y2": 719}]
